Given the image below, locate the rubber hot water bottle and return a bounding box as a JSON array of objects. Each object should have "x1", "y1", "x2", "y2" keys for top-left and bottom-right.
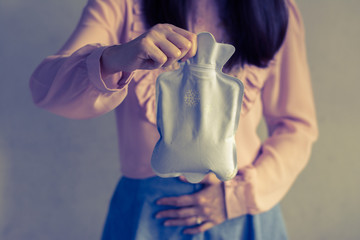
[{"x1": 151, "y1": 32, "x2": 244, "y2": 183}]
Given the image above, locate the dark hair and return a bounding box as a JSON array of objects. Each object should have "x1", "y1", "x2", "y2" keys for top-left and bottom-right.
[{"x1": 142, "y1": 0, "x2": 288, "y2": 69}]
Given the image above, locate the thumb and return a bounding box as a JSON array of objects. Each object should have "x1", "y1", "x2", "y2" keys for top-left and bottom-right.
[{"x1": 178, "y1": 176, "x2": 189, "y2": 183}]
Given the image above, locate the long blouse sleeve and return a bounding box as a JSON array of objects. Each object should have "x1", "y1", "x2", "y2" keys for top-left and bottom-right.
[
  {"x1": 224, "y1": 0, "x2": 318, "y2": 219},
  {"x1": 29, "y1": 0, "x2": 133, "y2": 119}
]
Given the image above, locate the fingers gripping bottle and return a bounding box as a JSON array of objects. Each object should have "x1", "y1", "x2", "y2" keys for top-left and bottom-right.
[{"x1": 151, "y1": 32, "x2": 244, "y2": 183}]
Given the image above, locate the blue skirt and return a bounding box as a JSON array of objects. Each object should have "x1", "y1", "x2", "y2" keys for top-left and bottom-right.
[{"x1": 101, "y1": 177, "x2": 288, "y2": 240}]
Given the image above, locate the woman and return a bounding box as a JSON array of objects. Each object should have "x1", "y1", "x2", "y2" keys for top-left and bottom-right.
[{"x1": 29, "y1": 0, "x2": 318, "y2": 239}]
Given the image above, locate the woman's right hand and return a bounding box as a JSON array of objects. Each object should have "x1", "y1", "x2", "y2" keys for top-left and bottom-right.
[{"x1": 100, "y1": 24, "x2": 197, "y2": 75}]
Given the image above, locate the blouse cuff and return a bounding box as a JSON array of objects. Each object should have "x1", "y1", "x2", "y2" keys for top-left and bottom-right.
[
  {"x1": 223, "y1": 166, "x2": 259, "y2": 219},
  {"x1": 86, "y1": 46, "x2": 133, "y2": 92}
]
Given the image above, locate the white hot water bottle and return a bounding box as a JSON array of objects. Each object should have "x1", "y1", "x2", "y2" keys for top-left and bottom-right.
[{"x1": 151, "y1": 32, "x2": 244, "y2": 183}]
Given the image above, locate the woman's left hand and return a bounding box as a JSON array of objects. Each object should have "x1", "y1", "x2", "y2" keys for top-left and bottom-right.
[{"x1": 155, "y1": 174, "x2": 227, "y2": 235}]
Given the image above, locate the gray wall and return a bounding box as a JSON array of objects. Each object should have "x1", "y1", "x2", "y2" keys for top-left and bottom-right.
[
  {"x1": 0, "y1": 0, "x2": 359, "y2": 239},
  {"x1": 0, "y1": 1, "x2": 120, "y2": 239},
  {"x1": 282, "y1": 1, "x2": 360, "y2": 239}
]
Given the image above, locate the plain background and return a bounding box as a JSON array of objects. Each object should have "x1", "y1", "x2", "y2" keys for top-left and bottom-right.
[{"x1": 0, "y1": 0, "x2": 359, "y2": 239}]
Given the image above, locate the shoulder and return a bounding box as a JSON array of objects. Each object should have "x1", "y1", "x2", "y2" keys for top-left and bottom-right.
[
  {"x1": 284, "y1": 0, "x2": 305, "y2": 36},
  {"x1": 84, "y1": 0, "x2": 132, "y2": 15},
  {"x1": 82, "y1": 0, "x2": 137, "y2": 34},
  {"x1": 270, "y1": 0, "x2": 306, "y2": 62}
]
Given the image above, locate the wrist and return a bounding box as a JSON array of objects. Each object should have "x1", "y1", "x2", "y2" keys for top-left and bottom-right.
[
  {"x1": 100, "y1": 45, "x2": 117, "y2": 77},
  {"x1": 101, "y1": 44, "x2": 133, "y2": 77}
]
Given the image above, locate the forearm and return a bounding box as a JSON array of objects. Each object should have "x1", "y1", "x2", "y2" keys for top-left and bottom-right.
[
  {"x1": 224, "y1": 122, "x2": 317, "y2": 219},
  {"x1": 30, "y1": 44, "x2": 132, "y2": 119}
]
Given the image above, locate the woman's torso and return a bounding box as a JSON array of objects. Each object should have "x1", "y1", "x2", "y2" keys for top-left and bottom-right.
[{"x1": 116, "y1": 0, "x2": 272, "y2": 178}]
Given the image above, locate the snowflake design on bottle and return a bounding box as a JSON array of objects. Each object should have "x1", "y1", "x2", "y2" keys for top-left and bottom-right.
[{"x1": 184, "y1": 89, "x2": 200, "y2": 107}]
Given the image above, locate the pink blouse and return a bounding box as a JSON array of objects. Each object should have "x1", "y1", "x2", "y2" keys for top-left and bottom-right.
[{"x1": 29, "y1": 0, "x2": 318, "y2": 219}]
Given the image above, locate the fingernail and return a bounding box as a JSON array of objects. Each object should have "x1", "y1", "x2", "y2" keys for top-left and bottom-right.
[{"x1": 164, "y1": 221, "x2": 171, "y2": 226}]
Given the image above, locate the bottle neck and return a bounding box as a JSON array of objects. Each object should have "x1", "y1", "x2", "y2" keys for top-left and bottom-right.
[{"x1": 185, "y1": 61, "x2": 220, "y2": 71}]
